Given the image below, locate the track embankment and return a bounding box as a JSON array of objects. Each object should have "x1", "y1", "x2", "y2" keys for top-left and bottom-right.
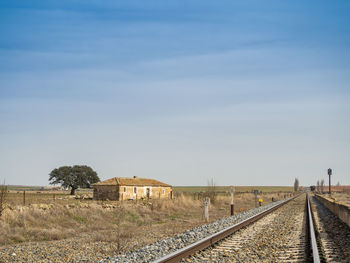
[
  {"x1": 315, "y1": 194, "x2": 350, "y2": 227},
  {"x1": 101, "y1": 199, "x2": 293, "y2": 263},
  {"x1": 183, "y1": 194, "x2": 308, "y2": 262}
]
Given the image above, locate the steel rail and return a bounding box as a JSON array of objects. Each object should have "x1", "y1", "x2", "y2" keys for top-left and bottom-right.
[
  {"x1": 307, "y1": 194, "x2": 321, "y2": 263},
  {"x1": 153, "y1": 194, "x2": 301, "y2": 263}
]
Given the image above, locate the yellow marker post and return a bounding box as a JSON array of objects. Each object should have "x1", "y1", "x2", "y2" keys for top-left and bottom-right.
[{"x1": 258, "y1": 198, "x2": 263, "y2": 206}]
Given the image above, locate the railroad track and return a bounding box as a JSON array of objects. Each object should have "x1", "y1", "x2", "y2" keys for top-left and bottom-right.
[
  {"x1": 154, "y1": 194, "x2": 322, "y2": 263},
  {"x1": 104, "y1": 193, "x2": 350, "y2": 263},
  {"x1": 153, "y1": 194, "x2": 307, "y2": 263},
  {"x1": 311, "y1": 195, "x2": 350, "y2": 262}
]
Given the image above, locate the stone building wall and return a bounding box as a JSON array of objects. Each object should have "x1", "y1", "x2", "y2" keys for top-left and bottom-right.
[
  {"x1": 93, "y1": 185, "x2": 118, "y2": 200},
  {"x1": 118, "y1": 185, "x2": 173, "y2": 200},
  {"x1": 93, "y1": 185, "x2": 173, "y2": 201}
]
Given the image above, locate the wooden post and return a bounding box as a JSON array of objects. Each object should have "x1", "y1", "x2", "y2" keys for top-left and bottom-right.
[
  {"x1": 53, "y1": 194, "x2": 56, "y2": 201},
  {"x1": 230, "y1": 186, "x2": 235, "y2": 216},
  {"x1": 204, "y1": 197, "x2": 210, "y2": 222},
  {"x1": 23, "y1": 190, "x2": 26, "y2": 205}
]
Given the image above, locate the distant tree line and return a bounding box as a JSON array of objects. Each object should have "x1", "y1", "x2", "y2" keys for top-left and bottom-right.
[{"x1": 311, "y1": 179, "x2": 341, "y2": 193}]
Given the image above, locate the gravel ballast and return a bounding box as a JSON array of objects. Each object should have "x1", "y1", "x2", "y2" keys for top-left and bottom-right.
[
  {"x1": 185, "y1": 195, "x2": 307, "y2": 262},
  {"x1": 101, "y1": 199, "x2": 289, "y2": 263}
]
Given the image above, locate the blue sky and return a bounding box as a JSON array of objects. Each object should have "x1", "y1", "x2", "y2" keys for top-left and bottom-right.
[{"x1": 1, "y1": 0, "x2": 349, "y2": 186}]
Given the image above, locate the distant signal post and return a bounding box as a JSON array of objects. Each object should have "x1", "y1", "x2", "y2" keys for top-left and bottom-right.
[{"x1": 328, "y1": 168, "x2": 332, "y2": 194}]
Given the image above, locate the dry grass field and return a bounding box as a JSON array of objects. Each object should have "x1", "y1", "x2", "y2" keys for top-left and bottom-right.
[
  {"x1": 174, "y1": 186, "x2": 294, "y2": 194},
  {"x1": 6, "y1": 190, "x2": 93, "y2": 206},
  {"x1": 320, "y1": 192, "x2": 350, "y2": 207},
  {"x1": 0, "y1": 187, "x2": 295, "y2": 262}
]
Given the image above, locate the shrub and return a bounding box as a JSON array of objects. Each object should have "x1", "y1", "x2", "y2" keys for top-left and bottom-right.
[{"x1": 0, "y1": 182, "x2": 8, "y2": 217}]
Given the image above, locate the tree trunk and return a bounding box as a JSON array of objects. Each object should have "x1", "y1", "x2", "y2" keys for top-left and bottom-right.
[{"x1": 70, "y1": 187, "x2": 76, "y2": 195}]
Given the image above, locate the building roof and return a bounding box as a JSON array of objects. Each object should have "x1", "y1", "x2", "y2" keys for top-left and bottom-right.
[{"x1": 93, "y1": 177, "x2": 171, "y2": 187}]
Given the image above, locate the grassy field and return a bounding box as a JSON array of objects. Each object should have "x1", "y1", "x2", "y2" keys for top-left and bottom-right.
[
  {"x1": 4, "y1": 186, "x2": 294, "y2": 206},
  {"x1": 6, "y1": 190, "x2": 92, "y2": 206},
  {"x1": 7, "y1": 185, "x2": 44, "y2": 191},
  {"x1": 173, "y1": 186, "x2": 294, "y2": 193}
]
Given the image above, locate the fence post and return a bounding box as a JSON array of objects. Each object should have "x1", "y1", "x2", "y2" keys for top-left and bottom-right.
[
  {"x1": 204, "y1": 197, "x2": 210, "y2": 222},
  {"x1": 230, "y1": 186, "x2": 235, "y2": 216},
  {"x1": 23, "y1": 190, "x2": 26, "y2": 205}
]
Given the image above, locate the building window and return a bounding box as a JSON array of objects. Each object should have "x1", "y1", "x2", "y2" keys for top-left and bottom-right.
[
  {"x1": 162, "y1": 189, "x2": 165, "y2": 195},
  {"x1": 123, "y1": 187, "x2": 126, "y2": 193},
  {"x1": 134, "y1": 187, "x2": 137, "y2": 194}
]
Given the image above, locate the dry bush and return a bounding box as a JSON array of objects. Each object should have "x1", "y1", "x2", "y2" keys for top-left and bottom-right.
[
  {"x1": 174, "y1": 193, "x2": 201, "y2": 208},
  {"x1": 204, "y1": 178, "x2": 217, "y2": 204},
  {"x1": 148, "y1": 194, "x2": 201, "y2": 214},
  {"x1": 0, "y1": 202, "x2": 140, "y2": 246},
  {"x1": 0, "y1": 182, "x2": 8, "y2": 217},
  {"x1": 92, "y1": 228, "x2": 133, "y2": 253}
]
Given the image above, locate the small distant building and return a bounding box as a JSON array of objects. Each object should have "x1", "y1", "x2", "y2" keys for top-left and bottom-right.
[{"x1": 92, "y1": 176, "x2": 173, "y2": 201}]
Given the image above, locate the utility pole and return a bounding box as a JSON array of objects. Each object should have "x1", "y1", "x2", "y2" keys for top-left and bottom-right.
[{"x1": 328, "y1": 168, "x2": 332, "y2": 195}]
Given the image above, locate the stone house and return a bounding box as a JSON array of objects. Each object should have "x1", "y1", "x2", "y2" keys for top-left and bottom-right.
[{"x1": 92, "y1": 176, "x2": 173, "y2": 201}]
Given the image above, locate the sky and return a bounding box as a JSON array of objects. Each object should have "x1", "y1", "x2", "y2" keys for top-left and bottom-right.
[{"x1": 0, "y1": 0, "x2": 349, "y2": 187}]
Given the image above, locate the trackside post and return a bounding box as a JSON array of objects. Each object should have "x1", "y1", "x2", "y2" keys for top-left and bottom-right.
[
  {"x1": 204, "y1": 197, "x2": 210, "y2": 222},
  {"x1": 230, "y1": 186, "x2": 235, "y2": 216}
]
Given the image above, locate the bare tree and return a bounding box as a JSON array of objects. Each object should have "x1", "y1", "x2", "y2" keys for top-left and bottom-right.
[
  {"x1": 0, "y1": 181, "x2": 8, "y2": 217},
  {"x1": 320, "y1": 179, "x2": 325, "y2": 194},
  {"x1": 204, "y1": 178, "x2": 217, "y2": 204},
  {"x1": 316, "y1": 180, "x2": 320, "y2": 193},
  {"x1": 294, "y1": 178, "x2": 299, "y2": 192}
]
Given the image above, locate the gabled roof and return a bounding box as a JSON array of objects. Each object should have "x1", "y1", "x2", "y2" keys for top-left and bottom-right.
[{"x1": 93, "y1": 177, "x2": 171, "y2": 187}]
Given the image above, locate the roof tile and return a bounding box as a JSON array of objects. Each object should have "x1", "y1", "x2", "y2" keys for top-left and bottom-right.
[{"x1": 93, "y1": 177, "x2": 171, "y2": 187}]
